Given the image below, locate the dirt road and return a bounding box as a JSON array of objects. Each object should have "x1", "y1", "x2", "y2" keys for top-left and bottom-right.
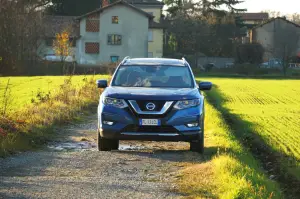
[{"x1": 0, "y1": 114, "x2": 201, "y2": 199}]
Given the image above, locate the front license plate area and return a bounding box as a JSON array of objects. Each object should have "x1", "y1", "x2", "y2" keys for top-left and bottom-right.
[{"x1": 139, "y1": 119, "x2": 161, "y2": 126}]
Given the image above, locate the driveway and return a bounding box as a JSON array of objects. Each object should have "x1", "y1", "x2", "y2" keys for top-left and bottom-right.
[{"x1": 0, "y1": 114, "x2": 202, "y2": 199}]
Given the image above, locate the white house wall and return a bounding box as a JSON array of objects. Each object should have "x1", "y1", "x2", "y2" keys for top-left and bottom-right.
[{"x1": 77, "y1": 4, "x2": 149, "y2": 64}]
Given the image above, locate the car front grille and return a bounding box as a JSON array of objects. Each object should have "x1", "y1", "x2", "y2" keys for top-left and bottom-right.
[
  {"x1": 122, "y1": 125, "x2": 178, "y2": 133},
  {"x1": 135, "y1": 100, "x2": 166, "y2": 111},
  {"x1": 127, "y1": 100, "x2": 174, "y2": 118}
]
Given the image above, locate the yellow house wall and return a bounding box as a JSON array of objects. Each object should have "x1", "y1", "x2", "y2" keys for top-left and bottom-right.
[
  {"x1": 139, "y1": 7, "x2": 163, "y2": 57},
  {"x1": 148, "y1": 28, "x2": 163, "y2": 58},
  {"x1": 140, "y1": 8, "x2": 161, "y2": 23}
]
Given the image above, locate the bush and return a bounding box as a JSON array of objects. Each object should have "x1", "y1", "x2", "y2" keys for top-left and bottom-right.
[
  {"x1": 236, "y1": 43, "x2": 264, "y2": 64},
  {"x1": 291, "y1": 72, "x2": 300, "y2": 77},
  {"x1": 232, "y1": 63, "x2": 260, "y2": 75},
  {"x1": 204, "y1": 63, "x2": 215, "y2": 72},
  {"x1": 15, "y1": 61, "x2": 118, "y2": 76},
  {"x1": 198, "y1": 64, "x2": 283, "y2": 76}
]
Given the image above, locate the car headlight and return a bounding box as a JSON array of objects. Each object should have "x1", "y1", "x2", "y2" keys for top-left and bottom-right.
[
  {"x1": 174, "y1": 99, "x2": 201, "y2": 110},
  {"x1": 103, "y1": 97, "x2": 128, "y2": 108}
]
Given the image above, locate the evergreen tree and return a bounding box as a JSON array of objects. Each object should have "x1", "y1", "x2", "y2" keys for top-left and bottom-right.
[
  {"x1": 164, "y1": 0, "x2": 246, "y2": 58},
  {"x1": 46, "y1": 0, "x2": 101, "y2": 16},
  {"x1": 164, "y1": 0, "x2": 245, "y2": 17}
]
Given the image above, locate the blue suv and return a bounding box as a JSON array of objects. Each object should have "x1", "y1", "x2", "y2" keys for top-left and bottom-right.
[{"x1": 97, "y1": 57, "x2": 212, "y2": 153}]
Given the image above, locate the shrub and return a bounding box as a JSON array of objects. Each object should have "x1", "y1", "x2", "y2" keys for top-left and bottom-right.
[
  {"x1": 12, "y1": 61, "x2": 118, "y2": 76},
  {"x1": 232, "y1": 63, "x2": 260, "y2": 75},
  {"x1": 236, "y1": 43, "x2": 264, "y2": 64}
]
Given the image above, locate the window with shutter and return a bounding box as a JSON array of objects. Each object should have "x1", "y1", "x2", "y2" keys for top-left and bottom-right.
[
  {"x1": 148, "y1": 30, "x2": 153, "y2": 42},
  {"x1": 85, "y1": 42, "x2": 99, "y2": 54},
  {"x1": 86, "y1": 13, "x2": 100, "y2": 32}
]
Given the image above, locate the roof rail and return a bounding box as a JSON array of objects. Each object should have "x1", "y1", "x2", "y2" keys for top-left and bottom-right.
[
  {"x1": 182, "y1": 57, "x2": 187, "y2": 63},
  {"x1": 121, "y1": 56, "x2": 130, "y2": 64}
]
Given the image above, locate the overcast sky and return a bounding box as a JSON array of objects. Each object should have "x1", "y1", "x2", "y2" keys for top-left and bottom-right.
[{"x1": 235, "y1": 0, "x2": 299, "y2": 14}]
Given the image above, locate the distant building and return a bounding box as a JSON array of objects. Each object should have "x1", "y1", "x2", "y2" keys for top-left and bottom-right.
[
  {"x1": 239, "y1": 13, "x2": 269, "y2": 27},
  {"x1": 250, "y1": 17, "x2": 300, "y2": 61},
  {"x1": 39, "y1": 0, "x2": 165, "y2": 65},
  {"x1": 126, "y1": 0, "x2": 165, "y2": 58},
  {"x1": 237, "y1": 13, "x2": 269, "y2": 44}
]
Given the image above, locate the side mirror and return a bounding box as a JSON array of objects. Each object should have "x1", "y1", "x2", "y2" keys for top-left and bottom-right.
[
  {"x1": 97, "y1": 80, "x2": 108, "y2": 88},
  {"x1": 199, "y1": 81, "x2": 212, "y2": 91}
]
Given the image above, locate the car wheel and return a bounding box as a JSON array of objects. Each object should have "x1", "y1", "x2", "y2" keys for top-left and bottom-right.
[
  {"x1": 190, "y1": 122, "x2": 204, "y2": 153},
  {"x1": 190, "y1": 134, "x2": 204, "y2": 153},
  {"x1": 97, "y1": 131, "x2": 119, "y2": 151}
]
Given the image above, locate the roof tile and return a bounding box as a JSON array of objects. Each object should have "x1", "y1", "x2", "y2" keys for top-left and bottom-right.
[
  {"x1": 239, "y1": 13, "x2": 269, "y2": 21},
  {"x1": 43, "y1": 15, "x2": 80, "y2": 38}
]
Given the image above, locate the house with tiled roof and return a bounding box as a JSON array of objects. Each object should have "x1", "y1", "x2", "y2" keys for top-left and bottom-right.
[
  {"x1": 237, "y1": 12, "x2": 269, "y2": 44},
  {"x1": 39, "y1": 0, "x2": 165, "y2": 65},
  {"x1": 239, "y1": 13, "x2": 269, "y2": 27}
]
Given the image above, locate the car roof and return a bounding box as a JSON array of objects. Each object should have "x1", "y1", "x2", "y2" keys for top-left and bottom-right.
[{"x1": 122, "y1": 58, "x2": 186, "y2": 66}]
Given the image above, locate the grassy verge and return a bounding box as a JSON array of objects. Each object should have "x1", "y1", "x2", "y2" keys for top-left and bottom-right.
[
  {"x1": 177, "y1": 95, "x2": 282, "y2": 199},
  {"x1": 0, "y1": 75, "x2": 107, "y2": 157},
  {"x1": 205, "y1": 78, "x2": 300, "y2": 180},
  {"x1": 201, "y1": 82, "x2": 300, "y2": 198}
]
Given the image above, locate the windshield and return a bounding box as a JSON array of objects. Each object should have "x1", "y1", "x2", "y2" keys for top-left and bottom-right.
[{"x1": 111, "y1": 65, "x2": 194, "y2": 88}]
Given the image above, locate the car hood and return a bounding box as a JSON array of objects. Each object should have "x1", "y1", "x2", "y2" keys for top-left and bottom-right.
[{"x1": 103, "y1": 87, "x2": 200, "y2": 100}]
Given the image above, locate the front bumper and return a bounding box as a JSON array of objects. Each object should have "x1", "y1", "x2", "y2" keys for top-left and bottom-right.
[
  {"x1": 98, "y1": 104, "x2": 203, "y2": 142},
  {"x1": 100, "y1": 129, "x2": 200, "y2": 141}
]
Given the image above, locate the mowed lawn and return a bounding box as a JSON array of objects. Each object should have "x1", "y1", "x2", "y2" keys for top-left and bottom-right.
[
  {"x1": 0, "y1": 75, "x2": 108, "y2": 112},
  {"x1": 198, "y1": 77, "x2": 300, "y2": 177}
]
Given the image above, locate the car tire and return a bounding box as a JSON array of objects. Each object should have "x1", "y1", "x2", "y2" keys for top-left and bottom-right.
[
  {"x1": 97, "y1": 131, "x2": 119, "y2": 151},
  {"x1": 190, "y1": 134, "x2": 204, "y2": 153},
  {"x1": 190, "y1": 121, "x2": 204, "y2": 153}
]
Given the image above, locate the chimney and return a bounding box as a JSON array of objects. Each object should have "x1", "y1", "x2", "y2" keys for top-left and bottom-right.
[{"x1": 102, "y1": 0, "x2": 110, "y2": 7}]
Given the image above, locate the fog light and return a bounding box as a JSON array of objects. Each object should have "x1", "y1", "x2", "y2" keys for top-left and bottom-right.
[
  {"x1": 103, "y1": 121, "x2": 114, "y2": 125},
  {"x1": 187, "y1": 123, "x2": 199, "y2": 127}
]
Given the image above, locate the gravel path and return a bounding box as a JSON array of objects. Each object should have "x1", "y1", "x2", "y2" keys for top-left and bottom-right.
[{"x1": 0, "y1": 114, "x2": 200, "y2": 199}]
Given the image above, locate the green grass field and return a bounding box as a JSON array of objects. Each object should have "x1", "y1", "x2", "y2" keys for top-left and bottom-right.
[
  {"x1": 0, "y1": 75, "x2": 109, "y2": 113},
  {"x1": 198, "y1": 78, "x2": 300, "y2": 179}
]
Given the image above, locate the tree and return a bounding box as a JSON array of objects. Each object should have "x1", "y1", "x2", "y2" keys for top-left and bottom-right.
[
  {"x1": 165, "y1": 12, "x2": 243, "y2": 61},
  {"x1": 53, "y1": 29, "x2": 74, "y2": 74},
  {"x1": 46, "y1": 0, "x2": 100, "y2": 16},
  {"x1": 290, "y1": 13, "x2": 300, "y2": 25},
  {"x1": 262, "y1": 10, "x2": 300, "y2": 25},
  {"x1": 0, "y1": 0, "x2": 50, "y2": 75},
  {"x1": 163, "y1": 0, "x2": 245, "y2": 61},
  {"x1": 236, "y1": 43, "x2": 264, "y2": 64},
  {"x1": 262, "y1": 10, "x2": 281, "y2": 18},
  {"x1": 164, "y1": 0, "x2": 245, "y2": 17}
]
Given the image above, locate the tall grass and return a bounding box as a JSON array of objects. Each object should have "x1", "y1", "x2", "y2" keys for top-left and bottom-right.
[
  {"x1": 0, "y1": 75, "x2": 101, "y2": 156},
  {"x1": 0, "y1": 79, "x2": 13, "y2": 117}
]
